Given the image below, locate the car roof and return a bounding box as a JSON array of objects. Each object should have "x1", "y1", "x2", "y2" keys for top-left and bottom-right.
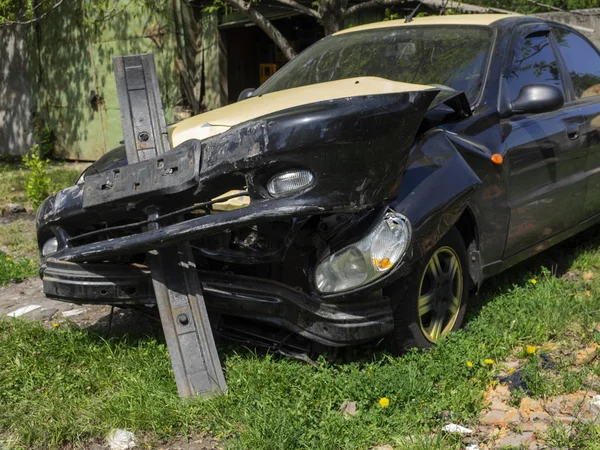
[{"x1": 334, "y1": 13, "x2": 520, "y2": 36}]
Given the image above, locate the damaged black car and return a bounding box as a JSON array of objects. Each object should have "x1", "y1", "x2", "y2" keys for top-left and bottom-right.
[{"x1": 37, "y1": 14, "x2": 600, "y2": 353}]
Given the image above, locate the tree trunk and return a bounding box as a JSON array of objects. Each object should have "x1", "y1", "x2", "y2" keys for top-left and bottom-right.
[
  {"x1": 180, "y1": 0, "x2": 204, "y2": 113},
  {"x1": 172, "y1": 0, "x2": 203, "y2": 113},
  {"x1": 223, "y1": 0, "x2": 297, "y2": 60},
  {"x1": 318, "y1": 0, "x2": 344, "y2": 35},
  {"x1": 245, "y1": 7, "x2": 297, "y2": 60}
]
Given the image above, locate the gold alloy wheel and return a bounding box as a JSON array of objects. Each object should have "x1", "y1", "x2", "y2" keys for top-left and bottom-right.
[{"x1": 417, "y1": 246, "x2": 463, "y2": 343}]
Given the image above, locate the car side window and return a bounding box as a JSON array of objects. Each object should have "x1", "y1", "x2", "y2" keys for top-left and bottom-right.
[
  {"x1": 506, "y1": 33, "x2": 564, "y2": 102},
  {"x1": 553, "y1": 28, "x2": 600, "y2": 99}
]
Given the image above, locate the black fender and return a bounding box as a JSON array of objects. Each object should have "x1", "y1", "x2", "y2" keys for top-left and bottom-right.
[{"x1": 391, "y1": 130, "x2": 483, "y2": 265}]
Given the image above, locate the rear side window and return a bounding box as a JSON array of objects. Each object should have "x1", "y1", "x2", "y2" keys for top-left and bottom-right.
[
  {"x1": 553, "y1": 28, "x2": 600, "y2": 99},
  {"x1": 506, "y1": 33, "x2": 563, "y2": 102}
]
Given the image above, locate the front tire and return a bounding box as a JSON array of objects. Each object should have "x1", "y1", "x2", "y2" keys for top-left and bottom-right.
[{"x1": 386, "y1": 227, "x2": 470, "y2": 352}]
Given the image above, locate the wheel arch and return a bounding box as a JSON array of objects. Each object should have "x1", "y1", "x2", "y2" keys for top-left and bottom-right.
[{"x1": 454, "y1": 206, "x2": 483, "y2": 290}]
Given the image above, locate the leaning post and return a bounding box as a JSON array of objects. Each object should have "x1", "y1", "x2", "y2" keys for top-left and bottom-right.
[{"x1": 112, "y1": 53, "x2": 227, "y2": 397}]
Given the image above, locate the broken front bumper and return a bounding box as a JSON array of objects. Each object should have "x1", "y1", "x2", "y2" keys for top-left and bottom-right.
[
  {"x1": 41, "y1": 259, "x2": 393, "y2": 346},
  {"x1": 36, "y1": 91, "x2": 438, "y2": 345}
]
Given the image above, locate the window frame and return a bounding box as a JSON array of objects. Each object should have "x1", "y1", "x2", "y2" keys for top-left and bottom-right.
[
  {"x1": 500, "y1": 23, "x2": 573, "y2": 113},
  {"x1": 550, "y1": 24, "x2": 600, "y2": 104}
]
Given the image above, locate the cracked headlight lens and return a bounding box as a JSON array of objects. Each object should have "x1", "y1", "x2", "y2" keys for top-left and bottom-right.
[
  {"x1": 266, "y1": 169, "x2": 314, "y2": 197},
  {"x1": 314, "y1": 211, "x2": 411, "y2": 294}
]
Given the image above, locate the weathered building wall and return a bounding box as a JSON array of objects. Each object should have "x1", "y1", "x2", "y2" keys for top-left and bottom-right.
[
  {"x1": 35, "y1": 1, "x2": 181, "y2": 161},
  {"x1": 0, "y1": 27, "x2": 34, "y2": 156},
  {"x1": 537, "y1": 9, "x2": 600, "y2": 49}
]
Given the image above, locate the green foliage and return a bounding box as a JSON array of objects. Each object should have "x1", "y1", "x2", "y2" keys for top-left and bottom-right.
[
  {"x1": 0, "y1": 252, "x2": 37, "y2": 285},
  {"x1": 33, "y1": 121, "x2": 55, "y2": 160},
  {"x1": 0, "y1": 0, "x2": 58, "y2": 24},
  {"x1": 383, "y1": 8, "x2": 400, "y2": 21},
  {"x1": 463, "y1": 0, "x2": 597, "y2": 13},
  {"x1": 545, "y1": 421, "x2": 600, "y2": 448},
  {"x1": 0, "y1": 161, "x2": 80, "y2": 210},
  {"x1": 0, "y1": 0, "x2": 171, "y2": 27},
  {"x1": 22, "y1": 148, "x2": 51, "y2": 210}
]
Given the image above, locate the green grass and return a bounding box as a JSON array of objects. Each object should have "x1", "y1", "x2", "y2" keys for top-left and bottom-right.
[
  {"x1": 0, "y1": 252, "x2": 37, "y2": 285},
  {"x1": 0, "y1": 218, "x2": 38, "y2": 260},
  {"x1": 0, "y1": 161, "x2": 83, "y2": 209},
  {"x1": 0, "y1": 160, "x2": 84, "y2": 266},
  {"x1": 545, "y1": 421, "x2": 600, "y2": 449},
  {"x1": 2, "y1": 231, "x2": 600, "y2": 448}
]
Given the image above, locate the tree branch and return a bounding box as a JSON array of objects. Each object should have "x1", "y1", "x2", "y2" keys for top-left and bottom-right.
[
  {"x1": 525, "y1": 0, "x2": 564, "y2": 12},
  {"x1": 0, "y1": 0, "x2": 65, "y2": 26},
  {"x1": 223, "y1": 0, "x2": 297, "y2": 60},
  {"x1": 420, "y1": 0, "x2": 515, "y2": 14},
  {"x1": 343, "y1": 0, "x2": 407, "y2": 17},
  {"x1": 89, "y1": 0, "x2": 137, "y2": 23},
  {"x1": 272, "y1": 0, "x2": 321, "y2": 19},
  {"x1": 343, "y1": 0, "x2": 516, "y2": 17}
]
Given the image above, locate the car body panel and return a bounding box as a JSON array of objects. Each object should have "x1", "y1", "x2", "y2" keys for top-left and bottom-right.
[
  {"x1": 170, "y1": 77, "x2": 436, "y2": 146},
  {"x1": 503, "y1": 106, "x2": 587, "y2": 257}
]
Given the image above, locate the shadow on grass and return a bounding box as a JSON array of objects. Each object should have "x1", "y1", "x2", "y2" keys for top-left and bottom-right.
[
  {"x1": 79, "y1": 224, "x2": 600, "y2": 364},
  {"x1": 470, "y1": 224, "x2": 600, "y2": 319}
]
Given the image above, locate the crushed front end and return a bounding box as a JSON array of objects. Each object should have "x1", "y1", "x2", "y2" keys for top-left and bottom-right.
[{"x1": 37, "y1": 85, "x2": 439, "y2": 347}]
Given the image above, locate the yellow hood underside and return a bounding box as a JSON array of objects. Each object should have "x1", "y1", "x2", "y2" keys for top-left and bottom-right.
[{"x1": 170, "y1": 77, "x2": 436, "y2": 147}]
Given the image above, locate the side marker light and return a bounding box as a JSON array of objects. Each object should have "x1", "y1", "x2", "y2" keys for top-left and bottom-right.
[{"x1": 491, "y1": 154, "x2": 503, "y2": 165}]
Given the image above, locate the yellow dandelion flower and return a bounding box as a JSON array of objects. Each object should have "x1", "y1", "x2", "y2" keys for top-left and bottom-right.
[
  {"x1": 52, "y1": 323, "x2": 59, "y2": 328},
  {"x1": 467, "y1": 361, "x2": 473, "y2": 368},
  {"x1": 530, "y1": 279, "x2": 537, "y2": 285},
  {"x1": 484, "y1": 358, "x2": 494, "y2": 365},
  {"x1": 526, "y1": 345, "x2": 536, "y2": 355},
  {"x1": 5, "y1": 257, "x2": 11, "y2": 261},
  {"x1": 379, "y1": 397, "x2": 390, "y2": 408},
  {"x1": 509, "y1": 367, "x2": 515, "y2": 375}
]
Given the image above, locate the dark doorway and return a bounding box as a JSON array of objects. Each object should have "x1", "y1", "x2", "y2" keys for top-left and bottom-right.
[{"x1": 221, "y1": 15, "x2": 323, "y2": 104}]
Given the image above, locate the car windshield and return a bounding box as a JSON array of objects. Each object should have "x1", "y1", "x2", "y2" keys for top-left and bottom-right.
[{"x1": 254, "y1": 26, "x2": 494, "y2": 104}]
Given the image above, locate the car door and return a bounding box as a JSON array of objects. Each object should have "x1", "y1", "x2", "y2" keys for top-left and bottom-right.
[
  {"x1": 551, "y1": 26, "x2": 600, "y2": 219},
  {"x1": 502, "y1": 27, "x2": 587, "y2": 258}
]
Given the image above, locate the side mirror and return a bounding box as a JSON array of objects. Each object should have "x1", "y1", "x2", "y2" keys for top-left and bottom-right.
[
  {"x1": 237, "y1": 88, "x2": 256, "y2": 102},
  {"x1": 510, "y1": 83, "x2": 564, "y2": 115}
]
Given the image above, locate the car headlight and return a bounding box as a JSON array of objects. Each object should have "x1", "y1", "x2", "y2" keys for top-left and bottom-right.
[
  {"x1": 266, "y1": 169, "x2": 314, "y2": 197},
  {"x1": 42, "y1": 237, "x2": 58, "y2": 256},
  {"x1": 314, "y1": 211, "x2": 411, "y2": 294}
]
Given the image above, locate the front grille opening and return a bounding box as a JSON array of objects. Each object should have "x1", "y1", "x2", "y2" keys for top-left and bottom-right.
[{"x1": 65, "y1": 189, "x2": 251, "y2": 249}]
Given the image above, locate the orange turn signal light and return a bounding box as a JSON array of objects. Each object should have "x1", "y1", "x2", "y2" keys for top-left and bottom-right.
[
  {"x1": 373, "y1": 257, "x2": 392, "y2": 270},
  {"x1": 491, "y1": 154, "x2": 503, "y2": 165}
]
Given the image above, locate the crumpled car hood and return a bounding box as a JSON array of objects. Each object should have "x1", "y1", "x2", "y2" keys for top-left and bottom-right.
[
  {"x1": 169, "y1": 77, "x2": 436, "y2": 146},
  {"x1": 38, "y1": 81, "x2": 447, "y2": 262}
]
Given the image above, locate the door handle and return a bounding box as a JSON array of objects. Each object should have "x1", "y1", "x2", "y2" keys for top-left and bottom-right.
[{"x1": 566, "y1": 124, "x2": 580, "y2": 140}]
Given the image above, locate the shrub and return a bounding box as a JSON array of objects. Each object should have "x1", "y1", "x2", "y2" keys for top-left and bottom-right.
[
  {"x1": 33, "y1": 121, "x2": 55, "y2": 160},
  {"x1": 22, "y1": 147, "x2": 51, "y2": 210}
]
